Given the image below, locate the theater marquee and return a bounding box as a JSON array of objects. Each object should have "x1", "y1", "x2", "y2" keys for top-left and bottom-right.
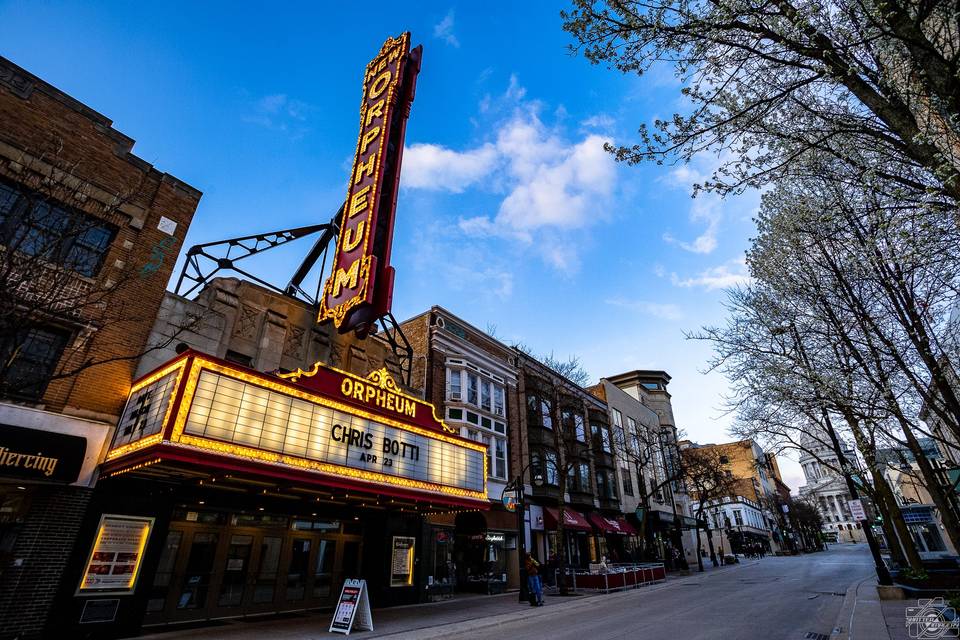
[
  {"x1": 104, "y1": 351, "x2": 487, "y2": 508},
  {"x1": 318, "y1": 32, "x2": 422, "y2": 336}
]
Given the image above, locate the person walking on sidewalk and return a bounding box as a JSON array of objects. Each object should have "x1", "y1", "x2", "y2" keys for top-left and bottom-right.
[{"x1": 525, "y1": 553, "x2": 544, "y2": 606}]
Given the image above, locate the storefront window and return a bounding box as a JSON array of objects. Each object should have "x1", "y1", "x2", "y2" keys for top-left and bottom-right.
[
  {"x1": 0, "y1": 489, "x2": 30, "y2": 583},
  {"x1": 431, "y1": 528, "x2": 454, "y2": 584}
]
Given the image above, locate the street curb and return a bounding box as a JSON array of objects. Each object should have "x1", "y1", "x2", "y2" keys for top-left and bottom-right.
[
  {"x1": 831, "y1": 576, "x2": 891, "y2": 640},
  {"x1": 374, "y1": 562, "x2": 758, "y2": 639}
]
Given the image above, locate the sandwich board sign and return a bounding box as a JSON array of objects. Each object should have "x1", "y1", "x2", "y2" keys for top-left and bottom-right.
[{"x1": 329, "y1": 578, "x2": 373, "y2": 635}]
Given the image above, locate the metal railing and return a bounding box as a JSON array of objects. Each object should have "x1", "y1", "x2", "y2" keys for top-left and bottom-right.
[{"x1": 542, "y1": 562, "x2": 666, "y2": 594}]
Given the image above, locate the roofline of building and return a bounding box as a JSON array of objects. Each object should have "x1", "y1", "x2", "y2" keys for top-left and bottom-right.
[
  {"x1": 605, "y1": 369, "x2": 672, "y2": 385},
  {"x1": 0, "y1": 55, "x2": 202, "y2": 200}
]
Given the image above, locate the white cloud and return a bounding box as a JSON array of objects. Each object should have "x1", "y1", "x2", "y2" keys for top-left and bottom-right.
[
  {"x1": 496, "y1": 131, "x2": 614, "y2": 231},
  {"x1": 605, "y1": 298, "x2": 684, "y2": 321},
  {"x1": 401, "y1": 143, "x2": 498, "y2": 193},
  {"x1": 242, "y1": 93, "x2": 312, "y2": 137},
  {"x1": 434, "y1": 10, "x2": 460, "y2": 47},
  {"x1": 660, "y1": 155, "x2": 730, "y2": 254},
  {"x1": 581, "y1": 113, "x2": 615, "y2": 130},
  {"x1": 663, "y1": 195, "x2": 721, "y2": 254},
  {"x1": 402, "y1": 76, "x2": 619, "y2": 273},
  {"x1": 670, "y1": 258, "x2": 752, "y2": 290},
  {"x1": 409, "y1": 222, "x2": 514, "y2": 301}
]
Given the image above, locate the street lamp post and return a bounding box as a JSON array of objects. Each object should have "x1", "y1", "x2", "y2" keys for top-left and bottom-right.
[{"x1": 502, "y1": 467, "x2": 544, "y2": 604}]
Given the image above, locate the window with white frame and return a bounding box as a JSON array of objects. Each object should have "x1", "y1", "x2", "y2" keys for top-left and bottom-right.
[
  {"x1": 448, "y1": 368, "x2": 462, "y2": 400},
  {"x1": 493, "y1": 386, "x2": 504, "y2": 416},
  {"x1": 467, "y1": 372, "x2": 478, "y2": 405},
  {"x1": 454, "y1": 406, "x2": 508, "y2": 481},
  {"x1": 494, "y1": 438, "x2": 506, "y2": 479},
  {"x1": 481, "y1": 380, "x2": 491, "y2": 411}
]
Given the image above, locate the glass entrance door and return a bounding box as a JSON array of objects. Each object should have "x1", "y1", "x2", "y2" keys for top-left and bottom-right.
[
  {"x1": 166, "y1": 529, "x2": 221, "y2": 623},
  {"x1": 142, "y1": 521, "x2": 363, "y2": 626}
]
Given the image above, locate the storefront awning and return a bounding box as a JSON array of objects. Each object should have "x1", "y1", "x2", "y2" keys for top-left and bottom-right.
[
  {"x1": 615, "y1": 516, "x2": 638, "y2": 535},
  {"x1": 543, "y1": 507, "x2": 592, "y2": 532},
  {"x1": 587, "y1": 512, "x2": 637, "y2": 535}
]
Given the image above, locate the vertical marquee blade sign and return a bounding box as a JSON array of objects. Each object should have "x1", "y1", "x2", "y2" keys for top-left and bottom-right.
[{"x1": 319, "y1": 33, "x2": 423, "y2": 336}]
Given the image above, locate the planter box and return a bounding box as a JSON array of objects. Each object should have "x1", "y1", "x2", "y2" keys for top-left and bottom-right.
[{"x1": 877, "y1": 585, "x2": 905, "y2": 600}]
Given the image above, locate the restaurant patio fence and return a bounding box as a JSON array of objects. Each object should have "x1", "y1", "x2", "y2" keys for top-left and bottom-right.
[{"x1": 545, "y1": 562, "x2": 667, "y2": 594}]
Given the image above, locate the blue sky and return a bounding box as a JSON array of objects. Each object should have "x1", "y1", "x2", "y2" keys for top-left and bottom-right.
[{"x1": 1, "y1": 2, "x2": 800, "y2": 487}]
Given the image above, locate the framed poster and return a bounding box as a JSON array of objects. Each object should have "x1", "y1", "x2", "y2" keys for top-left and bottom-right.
[
  {"x1": 77, "y1": 515, "x2": 154, "y2": 595},
  {"x1": 390, "y1": 536, "x2": 415, "y2": 587}
]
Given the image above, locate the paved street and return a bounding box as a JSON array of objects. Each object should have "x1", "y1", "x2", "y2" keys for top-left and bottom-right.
[
  {"x1": 447, "y1": 544, "x2": 873, "y2": 640},
  {"x1": 145, "y1": 544, "x2": 877, "y2": 640}
]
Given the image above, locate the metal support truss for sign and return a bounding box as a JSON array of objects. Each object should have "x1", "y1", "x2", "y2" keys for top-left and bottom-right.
[
  {"x1": 173, "y1": 203, "x2": 414, "y2": 387},
  {"x1": 375, "y1": 311, "x2": 414, "y2": 388},
  {"x1": 174, "y1": 205, "x2": 343, "y2": 304}
]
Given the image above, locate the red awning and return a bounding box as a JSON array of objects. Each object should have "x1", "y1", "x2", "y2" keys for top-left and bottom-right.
[
  {"x1": 615, "y1": 516, "x2": 638, "y2": 535},
  {"x1": 587, "y1": 512, "x2": 636, "y2": 535},
  {"x1": 543, "y1": 507, "x2": 593, "y2": 532}
]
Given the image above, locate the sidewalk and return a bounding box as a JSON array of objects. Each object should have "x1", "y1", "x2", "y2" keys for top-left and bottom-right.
[
  {"x1": 832, "y1": 577, "x2": 892, "y2": 640},
  {"x1": 140, "y1": 562, "x2": 752, "y2": 640}
]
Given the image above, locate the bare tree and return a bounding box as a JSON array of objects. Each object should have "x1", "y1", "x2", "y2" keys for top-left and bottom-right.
[
  {"x1": 517, "y1": 349, "x2": 608, "y2": 594},
  {"x1": 680, "y1": 445, "x2": 739, "y2": 571},
  {"x1": 611, "y1": 415, "x2": 686, "y2": 561},
  {"x1": 0, "y1": 136, "x2": 201, "y2": 401}
]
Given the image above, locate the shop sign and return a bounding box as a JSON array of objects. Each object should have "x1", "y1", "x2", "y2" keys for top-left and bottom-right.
[
  {"x1": 635, "y1": 506, "x2": 646, "y2": 523},
  {"x1": 184, "y1": 368, "x2": 484, "y2": 495},
  {"x1": 485, "y1": 533, "x2": 505, "y2": 543},
  {"x1": 108, "y1": 355, "x2": 488, "y2": 506},
  {"x1": 318, "y1": 33, "x2": 423, "y2": 335},
  {"x1": 77, "y1": 515, "x2": 153, "y2": 595},
  {"x1": 279, "y1": 363, "x2": 457, "y2": 436},
  {"x1": 0, "y1": 423, "x2": 86, "y2": 483},
  {"x1": 501, "y1": 489, "x2": 518, "y2": 512},
  {"x1": 390, "y1": 536, "x2": 415, "y2": 587},
  {"x1": 329, "y1": 578, "x2": 373, "y2": 635}
]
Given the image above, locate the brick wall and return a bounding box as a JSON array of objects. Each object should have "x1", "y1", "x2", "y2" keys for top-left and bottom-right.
[
  {"x1": 0, "y1": 486, "x2": 92, "y2": 640},
  {"x1": 0, "y1": 55, "x2": 202, "y2": 420}
]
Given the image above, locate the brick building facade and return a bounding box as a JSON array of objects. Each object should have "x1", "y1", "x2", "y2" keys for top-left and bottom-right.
[
  {"x1": 0, "y1": 55, "x2": 201, "y2": 639},
  {"x1": 400, "y1": 307, "x2": 523, "y2": 592}
]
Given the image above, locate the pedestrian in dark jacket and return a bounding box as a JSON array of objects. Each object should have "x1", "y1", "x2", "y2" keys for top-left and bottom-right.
[{"x1": 525, "y1": 553, "x2": 544, "y2": 606}]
